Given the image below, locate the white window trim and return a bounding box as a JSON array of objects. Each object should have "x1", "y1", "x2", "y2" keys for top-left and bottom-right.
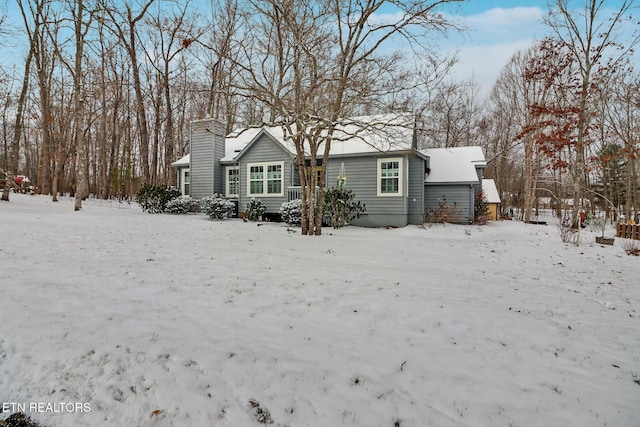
[
  {"x1": 246, "y1": 161, "x2": 284, "y2": 197},
  {"x1": 377, "y1": 157, "x2": 403, "y2": 197},
  {"x1": 225, "y1": 166, "x2": 239, "y2": 198}
]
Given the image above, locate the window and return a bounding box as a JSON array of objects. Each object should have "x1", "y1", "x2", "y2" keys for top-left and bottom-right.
[
  {"x1": 377, "y1": 158, "x2": 403, "y2": 196},
  {"x1": 305, "y1": 159, "x2": 324, "y2": 186},
  {"x1": 181, "y1": 169, "x2": 190, "y2": 196},
  {"x1": 247, "y1": 162, "x2": 284, "y2": 196},
  {"x1": 267, "y1": 164, "x2": 282, "y2": 194},
  {"x1": 226, "y1": 167, "x2": 239, "y2": 197},
  {"x1": 249, "y1": 165, "x2": 264, "y2": 194}
]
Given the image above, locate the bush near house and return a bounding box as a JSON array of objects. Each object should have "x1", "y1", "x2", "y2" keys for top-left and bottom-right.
[
  {"x1": 425, "y1": 195, "x2": 463, "y2": 225},
  {"x1": 246, "y1": 198, "x2": 266, "y2": 221},
  {"x1": 165, "y1": 196, "x2": 199, "y2": 214},
  {"x1": 200, "y1": 194, "x2": 236, "y2": 220},
  {"x1": 323, "y1": 187, "x2": 366, "y2": 229},
  {"x1": 136, "y1": 184, "x2": 181, "y2": 213},
  {"x1": 280, "y1": 199, "x2": 303, "y2": 226}
]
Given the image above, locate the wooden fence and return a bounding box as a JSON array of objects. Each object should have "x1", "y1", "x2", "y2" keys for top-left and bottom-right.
[{"x1": 617, "y1": 223, "x2": 640, "y2": 240}]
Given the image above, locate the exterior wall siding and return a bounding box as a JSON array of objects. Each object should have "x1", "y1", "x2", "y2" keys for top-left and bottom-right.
[
  {"x1": 407, "y1": 156, "x2": 425, "y2": 225},
  {"x1": 325, "y1": 155, "x2": 408, "y2": 227},
  {"x1": 236, "y1": 133, "x2": 295, "y2": 214},
  {"x1": 425, "y1": 184, "x2": 473, "y2": 224},
  {"x1": 213, "y1": 125, "x2": 226, "y2": 195},
  {"x1": 189, "y1": 119, "x2": 225, "y2": 199}
]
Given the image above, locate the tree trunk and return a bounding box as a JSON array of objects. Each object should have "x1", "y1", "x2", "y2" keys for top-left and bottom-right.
[
  {"x1": 74, "y1": 0, "x2": 88, "y2": 211},
  {"x1": 163, "y1": 70, "x2": 175, "y2": 186},
  {"x1": 523, "y1": 134, "x2": 534, "y2": 223},
  {"x1": 51, "y1": 137, "x2": 64, "y2": 202},
  {"x1": 1, "y1": 49, "x2": 33, "y2": 202}
]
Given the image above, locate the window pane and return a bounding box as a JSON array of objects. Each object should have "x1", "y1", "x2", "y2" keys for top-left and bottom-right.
[
  {"x1": 184, "y1": 171, "x2": 190, "y2": 183},
  {"x1": 267, "y1": 164, "x2": 281, "y2": 179},
  {"x1": 228, "y1": 169, "x2": 238, "y2": 195},
  {"x1": 267, "y1": 180, "x2": 281, "y2": 194},
  {"x1": 250, "y1": 180, "x2": 262, "y2": 194},
  {"x1": 380, "y1": 161, "x2": 399, "y2": 194},
  {"x1": 267, "y1": 164, "x2": 282, "y2": 194},
  {"x1": 250, "y1": 166, "x2": 263, "y2": 180},
  {"x1": 249, "y1": 166, "x2": 263, "y2": 194},
  {"x1": 381, "y1": 177, "x2": 398, "y2": 193},
  {"x1": 381, "y1": 161, "x2": 399, "y2": 177}
]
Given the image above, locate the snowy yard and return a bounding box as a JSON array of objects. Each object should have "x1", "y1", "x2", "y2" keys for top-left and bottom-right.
[{"x1": 0, "y1": 193, "x2": 638, "y2": 427}]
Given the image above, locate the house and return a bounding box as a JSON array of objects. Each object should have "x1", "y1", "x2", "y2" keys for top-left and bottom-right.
[
  {"x1": 171, "y1": 153, "x2": 190, "y2": 196},
  {"x1": 173, "y1": 117, "x2": 487, "y2": 227},
  {"x1": 420, "y1": 146, "x2": 486, "y2": 224},
  {"x1": 482, "y1": 178, "x2": 502, "y2": 220}
]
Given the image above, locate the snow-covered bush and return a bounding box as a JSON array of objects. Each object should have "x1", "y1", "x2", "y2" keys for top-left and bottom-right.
[
  {"x1": 164, "y1": 196, "x2": 198, "y2": 214},
  {"x1": 280, "y1": 199, "x2": 302, "y2": 226},
  {"x1": 246, "y1": 197, "x2": 266, "y2": 221},
  {"x1": 136, "y1": 184, "x2": 181, "y2": 213},
  {"x1": 200, "y1": 194, "x2": 235, "y2": 219},
  {"x1": 323, "y1": 187, "x2": 365, "y2": 228}
]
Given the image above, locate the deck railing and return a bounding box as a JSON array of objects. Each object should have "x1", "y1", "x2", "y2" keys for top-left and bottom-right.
[{"x1": 287, "y1": 186, "x2": 319, "y2": 202}]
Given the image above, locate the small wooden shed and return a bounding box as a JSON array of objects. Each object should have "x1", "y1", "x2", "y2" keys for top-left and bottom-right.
[{"x1": 482, "y1": 179, "x2": 502, "y2": 221}]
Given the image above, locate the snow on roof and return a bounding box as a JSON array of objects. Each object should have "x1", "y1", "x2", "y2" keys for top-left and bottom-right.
[
  {"x1": 171, "y1": 153, "x2": 190, "y2": 167},
  {"x1": 221, "y1": 127, "x2": 264, "y2": 162},
  {"x1": 482, "y1": 179, "x2": 501, "y2": 203},
  {"x1": 177, "y1": 114, "x2": 417, "y2": 165},
  {"x1": 221, "y1": 114, "x2": 416, "y2": 162},
  {"x1": 325, "y1": 114, "x2": 415, "y2": 155},
  {"x1": 421, "y1": 146, "x2": 486, "y2": 184}
]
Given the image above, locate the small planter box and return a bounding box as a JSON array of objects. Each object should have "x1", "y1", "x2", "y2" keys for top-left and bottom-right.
[{"x1": 596, "y1": 236, "x2": 615, "y2": 245}]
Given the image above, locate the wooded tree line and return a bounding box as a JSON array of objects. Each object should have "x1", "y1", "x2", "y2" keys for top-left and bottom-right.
[
  {"x1": 0, "y1": 0, "x2": 638, "y2": 225},
  {"x1": 484, "y1": 0, "x2": 639, "y2": 224}
]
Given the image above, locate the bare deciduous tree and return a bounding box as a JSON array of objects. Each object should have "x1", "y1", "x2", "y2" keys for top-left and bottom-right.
[
  {"x1": 542, "y1": 0, "x2": 639, "y2": 225},
  {"x1": 18, "y1": 0, "x2": 59, "y2": 197},
  {"x1": 102, "y1": 0, "x2": 156, "y2": 185}
]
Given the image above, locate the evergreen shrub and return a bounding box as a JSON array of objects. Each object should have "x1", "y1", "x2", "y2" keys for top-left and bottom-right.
[
  {"x1": 200, "y1": 194, "x2": 235, "y2": 219},
  {"x1": 474, "y1": 190, "x2": 489, "y2": 225},
  {"x1": 323, "y1": 187, "x2": 365, "y2": 228},
  {"x1": 246, "y1": 197, "x2": 266, "y2": 221},
  {"x1": 164, "y1": 196, "x2": 198, "y2": 214},
  {"x1": 280, "y1": 199, "x2": 302, "y2": 226},
  {"x1": 136, "y1": 184, "x2": 181, "y2": 213}
]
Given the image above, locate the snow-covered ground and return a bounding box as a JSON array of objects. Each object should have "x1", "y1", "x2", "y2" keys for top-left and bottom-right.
[{"x1": 1, "y1": 193, "x2": 638, "y2": 427}]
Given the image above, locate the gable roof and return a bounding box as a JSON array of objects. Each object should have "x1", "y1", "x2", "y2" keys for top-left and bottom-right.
[
  {"x1": 171, "y1": 153, "x2": 190, "y2": 167},
  {"x1": 482, "y1": 179, "x2": 501, "y2": 203},
  {"x1": 221, "y1": 127, "x2": 296, "y2": 163},
  {"x1": 420, "y1": 146, "x2": 486, "y2": 184},
  {"x1": 221, "y1": 127, "x2": 268, "y2": 162}
]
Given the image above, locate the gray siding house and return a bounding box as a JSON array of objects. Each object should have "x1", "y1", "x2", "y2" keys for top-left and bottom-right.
[
  {"x1": 173, "y1": 116, "x2": 486, "y2": 227},
  {"x1": 421, "y1": 146, "x2": 487, "y2": 224}
]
